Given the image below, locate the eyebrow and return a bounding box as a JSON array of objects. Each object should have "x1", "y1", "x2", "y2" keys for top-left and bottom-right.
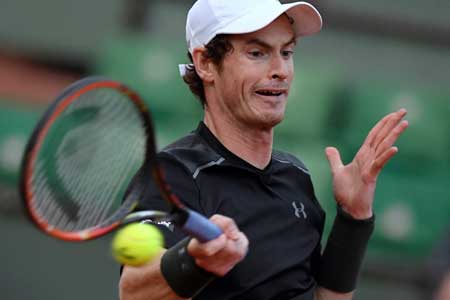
[{"x1": 245, "y1": 37, "x2": 297, "y2": 49}]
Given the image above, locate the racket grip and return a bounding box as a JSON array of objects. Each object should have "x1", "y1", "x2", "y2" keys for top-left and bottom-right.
[{"x1": 182, "y1": 209, "x2": 222, "y2": 243}]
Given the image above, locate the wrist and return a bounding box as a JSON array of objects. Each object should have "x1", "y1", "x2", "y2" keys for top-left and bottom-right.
[
  {"x1": 339, "y1": 204, "x2": 373, "y2": 220},
  {"x1": 316, "y1": 206, "x2": 375, "y2": 292},
  {"x1": 160, "y1": 237, "x2": 216, "y2": 298},
  {"x1": 339, "y1": 205, "x2": 373, "y2": 220}
]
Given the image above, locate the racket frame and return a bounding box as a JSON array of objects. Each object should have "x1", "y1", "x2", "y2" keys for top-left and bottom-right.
[{"x1": 20, "y1": 77, "x2": 221, "y2": 242}]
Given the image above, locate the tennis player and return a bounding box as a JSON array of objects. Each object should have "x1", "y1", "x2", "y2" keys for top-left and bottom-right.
[{"x1": 120, "y1": 1, "x2": 408, "y2": 299}]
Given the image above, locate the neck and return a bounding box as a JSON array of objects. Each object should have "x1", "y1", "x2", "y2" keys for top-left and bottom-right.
[{"x1": 203, "y1": 109, "x2": 273, "y2": 170}]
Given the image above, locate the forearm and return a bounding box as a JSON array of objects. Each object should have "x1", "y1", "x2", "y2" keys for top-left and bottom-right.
[
  {"x1": 315, "y1": 286, "x2": 353, "y2": 300},
  {"x1": 119, "y1": 250, "x2": 186, "y2": 300},
  {"x1": 315, "y1": 207, "x2": 374, "y2": 297}
]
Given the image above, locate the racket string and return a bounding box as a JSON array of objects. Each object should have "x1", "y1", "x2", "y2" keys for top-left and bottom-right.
[
  {"x1": 76, "y1": 95, "x2": 145, "y2": 227},
  {"x1": 81, "y1": 95, "x2": 142, "y2": 223},
  {"x1": 70, "y1": 94, "x2": 143, "y2": 229},
  {"x1": 30, "y1": 87, "x2": 147, "y2": 232}
]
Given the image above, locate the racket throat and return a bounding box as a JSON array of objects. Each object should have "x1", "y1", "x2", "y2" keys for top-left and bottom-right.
[{"x1": 171, "y1": 208, "x2": 189, "y2": 226}]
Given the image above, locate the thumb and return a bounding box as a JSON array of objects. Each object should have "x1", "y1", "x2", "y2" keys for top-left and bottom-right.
[{"x1": 325, "y1": 147, "x2": 343, "y2": 173}]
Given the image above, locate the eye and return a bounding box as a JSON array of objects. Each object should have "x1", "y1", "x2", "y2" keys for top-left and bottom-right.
[
  {"x1": 282, "y1": 50, "x2": 294, "y2": 58},
  {"x1": 248, "y1": 50, "x2": 265, "y2": 58}
]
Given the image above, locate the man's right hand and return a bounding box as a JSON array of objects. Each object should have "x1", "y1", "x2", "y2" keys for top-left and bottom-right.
[
  {"x1": 120, "y1": 214, "x2": 248, "y2": 300},
  {"x1": 187, "y1": 214, "x2": 249, "y2": 276}
]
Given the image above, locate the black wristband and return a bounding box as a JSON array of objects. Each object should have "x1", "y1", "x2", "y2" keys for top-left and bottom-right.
[
  {"x1": 160, "y1": 237, "x2": 216, "y2": 298},
  {"x1": 316, "y1": 206, "x2": 375, "y2": 293}
]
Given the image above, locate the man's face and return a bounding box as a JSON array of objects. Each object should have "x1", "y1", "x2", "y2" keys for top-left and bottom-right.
[{"x1": 211, "y1": 15, "x2": 296, "y2": 130}]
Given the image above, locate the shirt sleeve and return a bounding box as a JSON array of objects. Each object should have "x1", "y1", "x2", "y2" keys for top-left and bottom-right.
[{"x1": 134, "y1": 152, "x2": 202, "y2": 248}]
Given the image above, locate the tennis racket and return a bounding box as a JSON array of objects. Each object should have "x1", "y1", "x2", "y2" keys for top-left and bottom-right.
[{"x1": 19, "y1": 77, "x2": 222, "y2": 242}]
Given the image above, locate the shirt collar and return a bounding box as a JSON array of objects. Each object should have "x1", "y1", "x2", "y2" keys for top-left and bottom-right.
[{"x1": 196, "y1": 121, "x2": 274, "y2": 174}]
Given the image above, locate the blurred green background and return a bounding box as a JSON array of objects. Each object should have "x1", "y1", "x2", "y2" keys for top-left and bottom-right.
[{"x1": 0, "y1": 0, "x2": 449, "y2": 299}]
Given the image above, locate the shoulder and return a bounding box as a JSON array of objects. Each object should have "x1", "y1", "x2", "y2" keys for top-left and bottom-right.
[
  {"x1": 159, "y1": 131, "x2": 224, "y2": 178},
  {"x1": 272, "y1": 149, "x2": 310, "y2": 176}
]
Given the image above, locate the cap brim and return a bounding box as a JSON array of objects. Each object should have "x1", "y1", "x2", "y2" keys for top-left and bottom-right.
[
  {"x1": 217, "y1": 1, "x2": 322, "y2": 38},
  {"x1": 284, "y1": 2, "x2": 323, "y2": 36}
]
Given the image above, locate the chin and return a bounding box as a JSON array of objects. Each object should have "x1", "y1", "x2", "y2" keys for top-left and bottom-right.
[{"x1": 253, "y1": 112, "x2": 285, "y2": 129}]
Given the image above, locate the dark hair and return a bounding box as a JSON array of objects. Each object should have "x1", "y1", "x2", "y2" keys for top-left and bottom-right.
[{"x1": 182, "y1": 34, "x2": 233, "y2": 107}]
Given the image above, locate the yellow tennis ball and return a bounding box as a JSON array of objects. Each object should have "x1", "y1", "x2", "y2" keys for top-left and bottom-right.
[{"x1": 112, "y1": 223, "x2": 164, "y2": 266}]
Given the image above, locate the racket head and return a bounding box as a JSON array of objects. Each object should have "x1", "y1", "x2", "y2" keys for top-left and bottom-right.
[{"x1": 20, "y1": 77, "x2": 158, "y2": 241}]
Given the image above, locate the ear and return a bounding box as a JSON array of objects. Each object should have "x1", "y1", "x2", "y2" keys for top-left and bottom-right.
[{"x1": 191, "y1": 47, "x2": 215, "y2": 83}]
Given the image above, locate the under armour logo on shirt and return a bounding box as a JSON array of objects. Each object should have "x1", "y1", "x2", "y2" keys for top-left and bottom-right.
[{"x1": 292, "y1": 201, "x2": 307, "y2": 219}]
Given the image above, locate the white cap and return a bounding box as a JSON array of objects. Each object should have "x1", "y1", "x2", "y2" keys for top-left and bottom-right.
[{"x1": 185, "y1": 0, "x2": 323, "y2": 54}]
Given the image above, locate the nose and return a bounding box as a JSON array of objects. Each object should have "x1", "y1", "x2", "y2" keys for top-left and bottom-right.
[{"x1": 269, "y1": 54, "x2": 291, "y2": 80}]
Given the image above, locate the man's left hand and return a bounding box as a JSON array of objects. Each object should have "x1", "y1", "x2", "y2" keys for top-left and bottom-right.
[{"x1": 325, "y1": 108, "x2": 408, "y2": 219}]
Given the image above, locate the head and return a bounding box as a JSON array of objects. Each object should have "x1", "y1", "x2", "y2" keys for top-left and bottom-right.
[{"x1": 182, "y1": 0, "x2": 322, "y2": 128}]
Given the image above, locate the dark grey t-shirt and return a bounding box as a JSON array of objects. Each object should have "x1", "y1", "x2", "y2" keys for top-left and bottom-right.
[{"x1": 137, "y1": 122, "x2": 325, "y2": 300}]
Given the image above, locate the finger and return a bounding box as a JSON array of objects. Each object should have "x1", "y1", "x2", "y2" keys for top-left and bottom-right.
[
  {"x1": 210, "y1": 215, "x2": 240, "y2": 240},
  {"x1": 230, "y1": 231, "x2": 249, "y2": 258},
  {"x1": 195, "y1": 232, "x2": 249, "y2": 276},
  {"x1": 364, "y1": 113, "x2": 392, "y2": 146},
  {"x1": 325, "y1": 147, "x2": 344, "y2": 173},
  {"x1": 369, "y1": 146, "x2": 398, "y2": 178},
  {"x1": 372, "y1": 109, "x2": 407, "y2": 149},
  {"x1": 215, "y1": 232, "x2": 248, "y2": 262},
  {"x1": 364, "y1": 109, "x2": 407, "y2": 147},
  {"x1": 375, "y1": 120, "x2": 409, "y2": 156},
  {"x1": 188, "y1": 233, "x2": 227, "y2": 258}
]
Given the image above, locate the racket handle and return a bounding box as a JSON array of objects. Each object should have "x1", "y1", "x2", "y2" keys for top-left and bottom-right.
[{"x1": 181, "y1": 209, "x2": 222, "y2": 243}]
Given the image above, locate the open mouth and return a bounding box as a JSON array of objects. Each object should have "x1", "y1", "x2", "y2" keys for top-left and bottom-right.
[{"x1": 255, "y1": 90, "x2": 285, "y2": 97}]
